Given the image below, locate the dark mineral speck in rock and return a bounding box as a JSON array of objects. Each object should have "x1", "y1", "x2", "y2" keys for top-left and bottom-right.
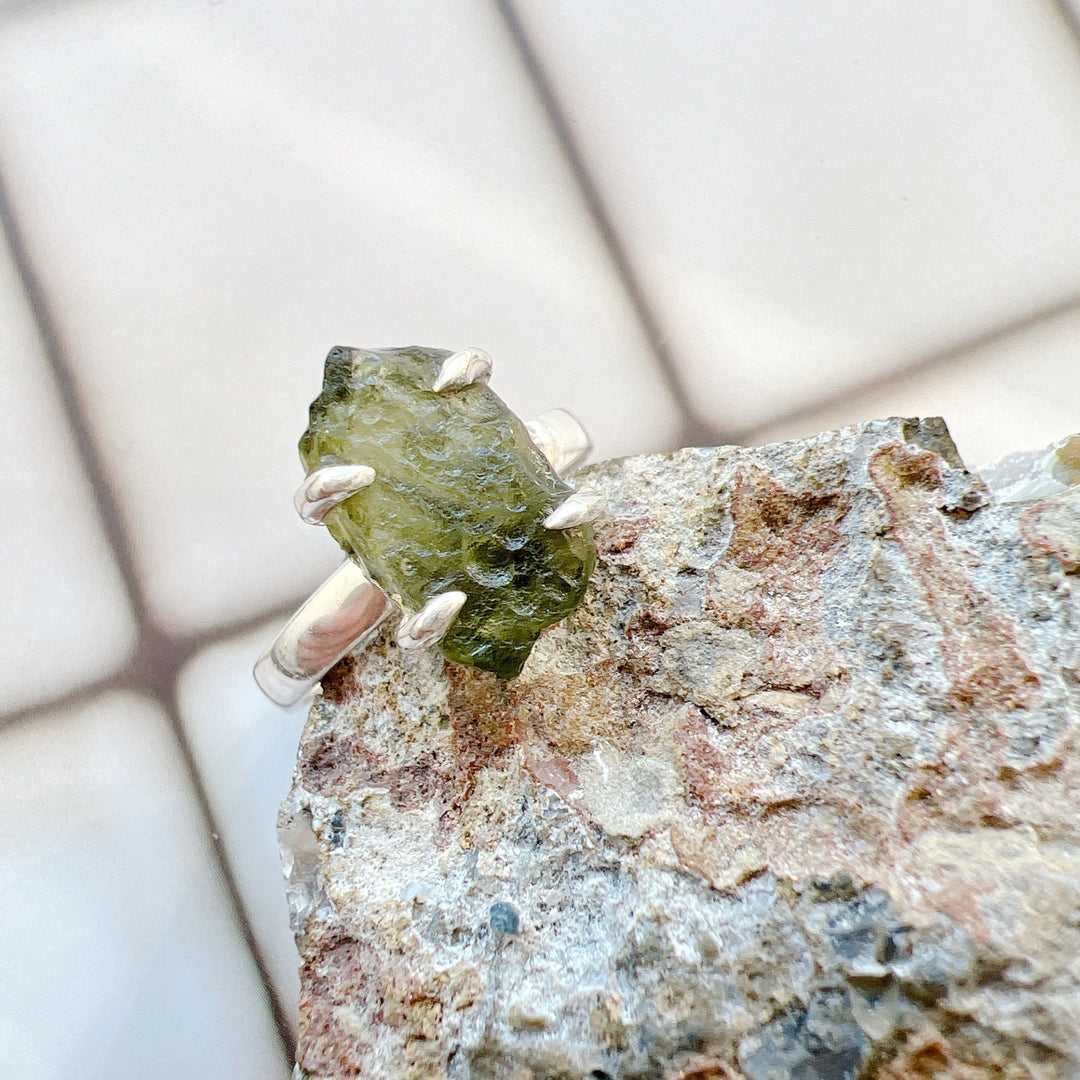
[
  {"x1": 489, "y1": 902, "x2": 519, "y2": 935},
  {"x1": 739, "y1": 989, "x2": 869, "y2": 1080},
  {"x1": 328, "y1": 808, "x2": 345, "y2": 848}
]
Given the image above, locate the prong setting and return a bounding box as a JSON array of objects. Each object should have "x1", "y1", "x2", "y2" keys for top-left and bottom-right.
[
  {"x1": 432, "y1": 348, "x2": 493, "y2": 393},
  {"x1": 525, "y1": 409, "x2": 591, "y2": 476},
  {"x1": 543, "y1": 488, "x2": 604, "y2": 530},
  {"x1": 397, "y1": 591, "x2": 469, "y2": 651},
  {"x1": 295, "y1": 465, "x2": 376, "y2": 524},
  {"x1": 257, "y1": 346, "x2": 599, "y2": 702}
]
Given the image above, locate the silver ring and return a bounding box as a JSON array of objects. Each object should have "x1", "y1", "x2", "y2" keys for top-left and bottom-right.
[{"x1": 254, "y1": 346, "x2": 603, "y2": 706}]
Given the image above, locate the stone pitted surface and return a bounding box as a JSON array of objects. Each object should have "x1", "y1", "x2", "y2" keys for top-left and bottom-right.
[
  {"x1": 300, "y1": 346, "x2": 595, "y2": 678},
  {"x1": 282, "y1": 418, "x2": 1080, "y2": 1079}
]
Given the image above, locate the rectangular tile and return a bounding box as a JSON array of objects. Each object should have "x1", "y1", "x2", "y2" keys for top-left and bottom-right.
[
  {"x1": 0, "y1": 237, "x2": 134, "y2": 713},
  {"x1": 177, "y1": 626, "x2": 311, "y2": 1033},
  {"x1": 0, "y1": 0, "x2": 681, "y2": 636},
  {"x1": 516, "y1": 0, "x2": 1080, "y2": 433},
  {"x1": 0, "y1": 692, "x2": 289, "y2": 1080}
]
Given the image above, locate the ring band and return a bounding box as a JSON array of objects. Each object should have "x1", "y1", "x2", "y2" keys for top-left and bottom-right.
[
  {"x1": 254, "y1": 560, "x2": 391, "y2": 707},
  {"x1": 255, "y1": 346, "x2": 600, "y2": 706}
]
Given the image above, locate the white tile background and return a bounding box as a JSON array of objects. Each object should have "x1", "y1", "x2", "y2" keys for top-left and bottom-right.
[
  {"x1": 0, "y1": 1, "x2": 1077, "y2": 1075},
  {"x1": 0, "y1": 693, "x2": 287, "y2": 1080}
]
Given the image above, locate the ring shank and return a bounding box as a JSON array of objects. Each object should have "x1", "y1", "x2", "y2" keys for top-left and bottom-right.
[{"x1": 253, "y1": 560, "x2": 392, "y2": 706}]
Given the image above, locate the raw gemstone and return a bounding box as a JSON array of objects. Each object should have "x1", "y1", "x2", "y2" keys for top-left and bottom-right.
[{"x1": 299, "y1": 346, "x2": 595, "y2": 678}]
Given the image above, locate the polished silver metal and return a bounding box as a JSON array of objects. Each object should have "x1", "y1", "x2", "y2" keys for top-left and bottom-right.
[
  {"x1": 253, "y1": 560, "x2": 392, "y2": 706},
  {"x1": 432, "y1": 347, "x2": 493, "y2": 393},
  {"x1": 525, "y1": 409, "x2": 590, "y2": 475},
  {"x1": 396, "y1": 591, "x2": 468, "y2": 650},
  {"x1": 543, "y1": 487, "x2": 604, "y2": 530},
  {"x1": 294, "y1": 464, "x2": 375, "y2": 525}
]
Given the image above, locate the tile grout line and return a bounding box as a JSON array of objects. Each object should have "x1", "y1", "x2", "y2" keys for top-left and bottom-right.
[
  {"x1": 0, "y1": 160, "x2": 297, "y2": 1067},
  {"x1": 1049, "y1": 0, "x2": 1080, "y2": 53},
  {"x1": 0, "y1": 163, "x2": 153, "y2": 628},
  {"x1": 159, "y1": 681, "x2": 299, "y2": 1062},
  {"x1": 0, "y1": 671, "x2": 131, "y2": 734},
  {"x1": 731, "y1": 290, "x2": 1080, "y2": 445},
  {"x1": 490, "y1": 0, "x2": 730, "y2": 450},
  {"x1": 0, "y1": 592, "x2": 314, "y2": 731}
]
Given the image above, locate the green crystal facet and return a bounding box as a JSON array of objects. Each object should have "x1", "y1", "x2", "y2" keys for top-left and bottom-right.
[{"x1": 300, "y1": 346, "x2": 596, "y2": 678}]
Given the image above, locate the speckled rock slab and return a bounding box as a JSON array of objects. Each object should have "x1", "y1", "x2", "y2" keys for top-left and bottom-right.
[{"x1": 281, "y1": 418, "x2": 1080, "y2": 1080}]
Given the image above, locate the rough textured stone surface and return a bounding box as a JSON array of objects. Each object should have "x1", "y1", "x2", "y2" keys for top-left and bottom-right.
[
  {"x1": 281, "y1": 418, "x2": 1080, "y2": 1079},
  {"x1": 300, "y1": 346, "x2": 595, "y2": 678}
]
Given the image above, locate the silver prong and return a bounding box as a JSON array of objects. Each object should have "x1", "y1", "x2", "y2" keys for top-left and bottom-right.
[
  {"x1": 253, "y1": 559, "x2": 392, "y2": 706},
  {"x1": 543, "y1": 487, "x2": 604, "y2": 529},
  {"x1": 433, "y1": 348, "x2": 493, "y2": 393},
  {"x1": 294, "y1": 465, "x2": 375, "y2": 524},
  {"x1": 525, "y1": 409, "x2": 591, "y2": 476},
  {"x1": 397, "y1": 591, "x2": 468, "y2": 651}
]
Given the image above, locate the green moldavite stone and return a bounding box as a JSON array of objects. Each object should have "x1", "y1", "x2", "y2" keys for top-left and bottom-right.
[{"x1": 300, "y1": 346, "x2": 596, "y2": 678}]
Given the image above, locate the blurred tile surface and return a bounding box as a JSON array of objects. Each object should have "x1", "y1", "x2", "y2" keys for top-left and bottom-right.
[
  {"x1": 0, "y1": 239, "x2": 134, "y2": 712},
  {"x1": 516, "y1": 0, "x2": 1080, "y2": 431},
  {"x1": 0, "y1": 0, "x2": 679, "y2": 635},
  {"x1": 177, "y1": 626, "x2": 309, "y2": 1032},
  {"x1": 747, "y1": 302, "x2": 1080, "y2": 469},
  {"x1": 0, "y1": 692, "x2": 288, "y2": 1080}
]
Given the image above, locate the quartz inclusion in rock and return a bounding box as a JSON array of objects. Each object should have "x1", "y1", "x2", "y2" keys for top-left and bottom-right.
[{"x1": 299, "y1": 346, "x2": 595, "y2": 678}]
